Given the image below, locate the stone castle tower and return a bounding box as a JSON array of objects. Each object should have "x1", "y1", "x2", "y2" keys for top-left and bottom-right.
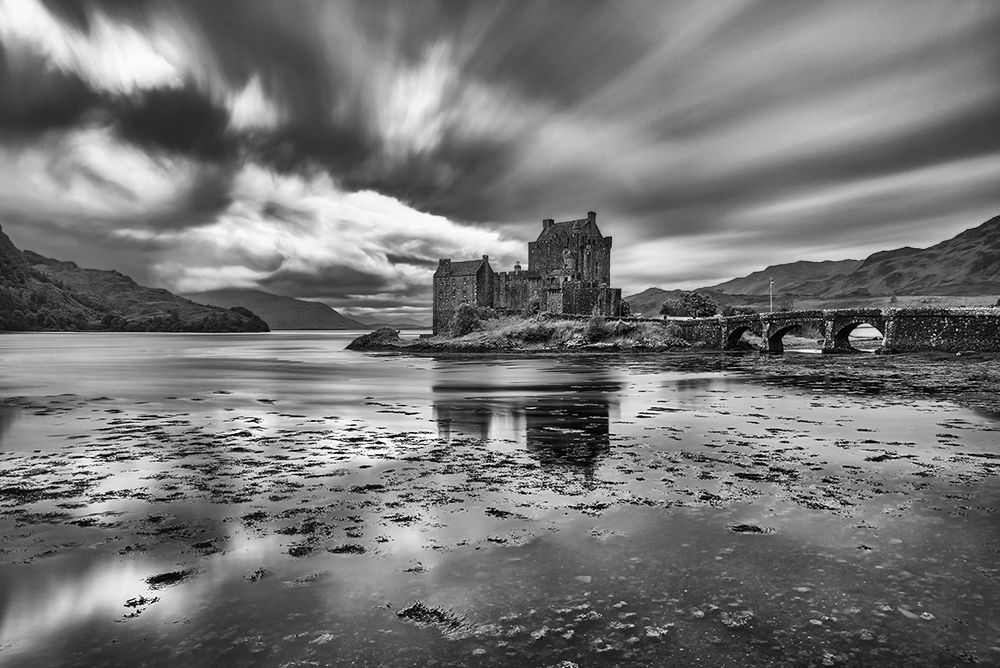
[
  {"x1": 433, "y1": 211, "x2": 621, "y2": 334},
  {"x1": 528, "y1": 211, "x2": 612, "y2": 284}
]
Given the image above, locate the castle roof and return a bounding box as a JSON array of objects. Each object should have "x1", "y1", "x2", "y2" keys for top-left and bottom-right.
[
  {"x1": 535, "y1": 217, "x2": 603, "y2": 243},
  {"x1": 435, "y1": 258, "x2": 488, "y2": 277}
]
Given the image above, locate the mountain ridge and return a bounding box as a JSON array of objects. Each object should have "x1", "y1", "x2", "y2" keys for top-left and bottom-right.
[
  {"x1": 627, "y1": 214, "x2": 1000, "y2": 315},
  {"x1": 0, "y1": 224, "x2": 269, "y2": 332},
  {"x1": 184, "y1": 288, "x2": 365, "y2": 330}
]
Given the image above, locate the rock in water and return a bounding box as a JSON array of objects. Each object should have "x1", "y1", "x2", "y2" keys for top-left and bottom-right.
[{"x1": 346, "y1": 327, "x2": 401, "y2": 350}]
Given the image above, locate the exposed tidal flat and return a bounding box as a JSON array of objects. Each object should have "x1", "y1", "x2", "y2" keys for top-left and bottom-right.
[{"x1": 0, "y1": 332, "x2": 998, "y2": 667}]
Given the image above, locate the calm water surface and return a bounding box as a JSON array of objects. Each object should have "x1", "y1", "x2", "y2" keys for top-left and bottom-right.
[{"x1": 0, "y1": 331, "x2": 998, "y2": 667}]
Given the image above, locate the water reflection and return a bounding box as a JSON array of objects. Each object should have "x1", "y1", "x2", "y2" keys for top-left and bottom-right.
[
  {"x1": 0, "y1": 404, "x2": 16, "y2": 447},
  {"x1": 3, "y1": 335, "x2": 1000, "y2": 667},
  {"x1": 432, "y1": 372, "x2": 620, "y2": 472}
]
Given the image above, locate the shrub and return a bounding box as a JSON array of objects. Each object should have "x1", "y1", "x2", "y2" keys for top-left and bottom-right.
[
  {"x1": 521, "y1": 298, "x2": 542, "y2": 317},
  {"x1": 519, "y1": 320, "x2": 556, "y2": 342},
  {"x1": 584, "y1": 312, "x2": 611, "y2": 343},
  {"x1": 721, "y1": 304, "x2": 757, "y2": 316},
  {"x1": 450, "y1": 303, "x2": 483, "y2": 337}
]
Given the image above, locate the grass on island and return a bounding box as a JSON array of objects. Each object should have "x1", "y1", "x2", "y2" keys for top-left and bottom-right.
[
  {"x1": 348, "y1": 310, "x2": 691, "y2": 351},
  {"x1": 436, "y1": 310, "x2": 690, "y2": 350}
]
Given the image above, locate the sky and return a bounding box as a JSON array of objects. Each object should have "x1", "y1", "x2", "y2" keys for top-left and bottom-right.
[{"x1": 1, "y1": 0, "x2": 999, "y2": 320}]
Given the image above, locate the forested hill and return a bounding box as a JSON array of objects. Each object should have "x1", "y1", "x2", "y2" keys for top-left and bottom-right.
[{"x1": 0, "y1": 224, "x2": 269, "y2": 333}]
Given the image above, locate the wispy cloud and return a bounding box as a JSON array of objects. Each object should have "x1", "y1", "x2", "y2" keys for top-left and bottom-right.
[{"x1": 0, "y1": 0, "x2": 998, "y2": 310}]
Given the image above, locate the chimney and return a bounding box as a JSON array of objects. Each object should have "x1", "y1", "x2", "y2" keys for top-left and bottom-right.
[
  {"x1": 543, "y1": 218, "x2": 554, "y2": 229},
  {"x1": 482, "y1": 255, "x2": 489, "y2": 264},
  {"x1": 514, "y1": 261, "x2": 522, "y2": 273},
  {"x1": 438, "y1": 258, "x2": 451, "y2": 275},
  {"x1": 587, "y1": 211, "x2": 596, "y2": 223}
]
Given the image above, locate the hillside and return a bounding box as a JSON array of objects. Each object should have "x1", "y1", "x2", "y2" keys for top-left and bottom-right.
[
  {"x1": 185, "y1": 288, "x2": 364, "y2": 330},
  {"x1": 0, "y1": 224, "x2": 269, "y2": 332},
  {"x1": 821, "y1": 215, "x2": 1000, "y2": 297},
  {"x1": 706, "y1": 259, "x2": 862, "y2": 296},
  {"x1": 629, "y1": 214, "x2": 1000, "y2": 314},
  {"x1": 355, "y1": 316, "x2": 432, "y2": 329}
]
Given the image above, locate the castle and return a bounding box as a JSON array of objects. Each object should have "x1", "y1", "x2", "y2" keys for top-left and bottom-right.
[{"x1": 433, "y1": 211, "x2": 622, "y2": 334}]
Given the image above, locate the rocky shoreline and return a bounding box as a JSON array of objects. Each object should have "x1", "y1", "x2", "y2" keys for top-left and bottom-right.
[
  {"x1": 346, "y1": 322, "x2": 694, "y2": 354},
  {"x1": 348, "y1": 327, "x2": 1000, "y2": 415}
]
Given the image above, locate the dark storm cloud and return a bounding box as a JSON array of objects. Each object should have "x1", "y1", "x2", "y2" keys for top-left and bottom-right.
[
  {"x1": 5, "y1": 0, "x2": 1000, "y2": 298},
  {"x1": 341, "y1": 135, "x2": 519, "y2": 224},
  {"x1": 346, "y1": 0, "x2": 661, "y2": 108},
  {"x1": 114, "y1": 84, "x2": 235, "y2": 162},
  {"x1": 259, "y1": 264, "x2": 392, "y2": 300},
  {"x1": 385, "y1": 253, "x2": 438, "y2": 268},
  {"x1": 15, "y1": 0, "x2": 572, "y2": 222},
  {"x1": 140, "y1": 165, "x2": 235, "y2": 230},
  {"x1": 0, "y1": 44, "x2": 101, "y2": 137}
]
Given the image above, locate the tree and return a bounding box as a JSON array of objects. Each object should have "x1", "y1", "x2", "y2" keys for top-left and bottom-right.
[
  {"x1": 661, "y1": 291, "x2": 717, "y2": 317},
  {"x1": 721, "y1": 304, "x2": 757, "y2": 316},
  {"x1": 450, "y1": 303, "x2": 482, "y2": 337},
  {"x1": 659, "y1": 299, "x2": 683, "y2": 317},
  {"x1": 681, "y1": 291, "x2": 717, "y2": 317}
]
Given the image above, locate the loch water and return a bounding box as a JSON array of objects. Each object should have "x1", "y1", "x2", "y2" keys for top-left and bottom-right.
[{"x1": 0, "y1": 331, "x2": 998, "y2": 667}]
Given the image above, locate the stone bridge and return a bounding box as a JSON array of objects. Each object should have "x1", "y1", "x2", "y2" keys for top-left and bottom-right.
[{"x1": 675, "y1": 307, "x2": 1000, "y2": 354}]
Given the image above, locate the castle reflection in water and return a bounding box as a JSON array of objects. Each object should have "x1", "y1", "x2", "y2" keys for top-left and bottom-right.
[{"x1": 431, "y1": 380, "x2": 621, "y2": 472}]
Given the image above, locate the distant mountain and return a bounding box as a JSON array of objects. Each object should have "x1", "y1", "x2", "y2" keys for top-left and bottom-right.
[
  {"x1": 0, "y1": 224, "x2": 268, "y2": 332},
  {"x1": 705, "y1": 259, "x2": 862, "y2": 296},
  {"x1": 354, "y1": 317, "x2": 432, "y2": 329},
  {"x1": 184, "y1": 288, "x2": 365, "y2": 330},
  {"x1": 627, "y1": 214, "x2": 1000, "y2": 313},
  {"x1": 820, "y1": 215, "x2": 1000, "y2": 297}
]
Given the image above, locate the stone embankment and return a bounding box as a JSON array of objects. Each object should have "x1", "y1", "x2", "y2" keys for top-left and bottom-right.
[{"x1": 675, "y1": 307, "x2": 1000, "y2": 354}]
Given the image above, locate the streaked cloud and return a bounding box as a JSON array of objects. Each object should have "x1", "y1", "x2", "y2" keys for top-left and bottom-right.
[{"x1": 0, "y1": 0, "x2": 998, "y2": 316}]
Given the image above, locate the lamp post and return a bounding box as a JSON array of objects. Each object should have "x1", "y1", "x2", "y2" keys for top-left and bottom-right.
[{"x1": 769, "y1": 277, "x2": 773, "y2": 313}]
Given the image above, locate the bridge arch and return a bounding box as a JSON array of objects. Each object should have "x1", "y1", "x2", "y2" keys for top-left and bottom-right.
[
  {"x1": 766, "y1": 324, "x2": 804, "y2": 354},
  {"x1": 725, "y1": 325, "x2": 755, "y2": 349},
  {"x1": 828, "y1": 319, "x2": 885, "y2": 353}
]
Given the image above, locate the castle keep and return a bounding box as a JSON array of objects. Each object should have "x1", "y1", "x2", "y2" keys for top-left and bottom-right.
[{"x1": 433, "y1": 211, "x2": 622, "y2": 334}]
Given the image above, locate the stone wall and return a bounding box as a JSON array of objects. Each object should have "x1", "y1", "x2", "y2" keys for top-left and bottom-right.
[
  {"x1": 675, "y1": 317, "x2": 724, "y2": 347},
  {"x1": 560, "y1": 284, "x2": 622, "y2": 317},
  {"x1": 882, "y1": 308, "x2": 1000, "y2": 352},
  {"x1": 493, "y1": 270, "x2": 541, "y2": 311},
  {"x1": 528, "y1": 235, "x2": 612, "y2": 285}
]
